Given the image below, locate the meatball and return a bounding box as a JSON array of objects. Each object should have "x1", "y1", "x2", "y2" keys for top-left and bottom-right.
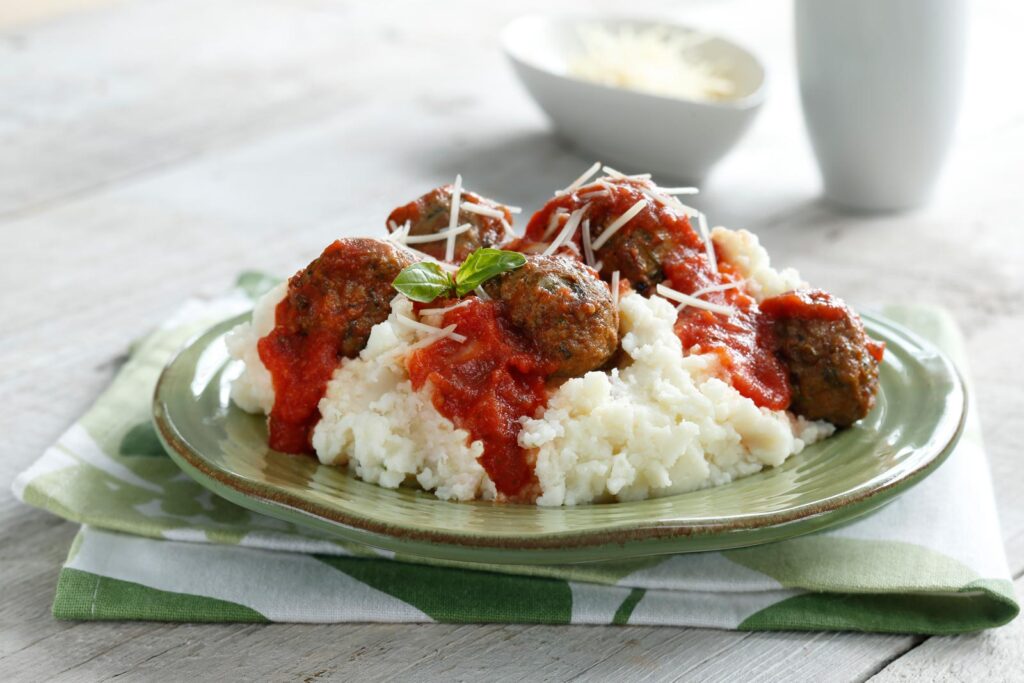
[
  {"x1": 484, "y1": 255, "x2": 618, "y2": 377},
  {"x1": 761, "y1": 289, "x2": 884, "y2": 427},
  {"x1": 286, "y1": 237, "x2": 416, "y2": 357},
  {"x1": 387, "y1": 185, "x2": 515, "y2": 262},
  {"x1": 522, "y1": 178, "x2": 700, "y2": 295},
  {"x1": 596, "y1": 218, "x2": 688, "y2": 295}
]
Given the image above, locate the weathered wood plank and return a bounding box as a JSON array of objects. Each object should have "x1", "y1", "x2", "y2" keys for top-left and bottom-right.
[{"x1": 0, "y1": 0, "x2": 1021, "y2": 680}]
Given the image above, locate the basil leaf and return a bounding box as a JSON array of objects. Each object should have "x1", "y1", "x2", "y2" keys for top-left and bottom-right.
[
  {"x1": 392, "y1": 262, "x2": 454, "y2": 303},
  {"x1": 454, "y1": 249, "x2": 527, "y2": 296}
]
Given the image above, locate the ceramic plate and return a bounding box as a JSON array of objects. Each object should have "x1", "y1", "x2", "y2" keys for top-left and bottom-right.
[{"x1": 154, "y1": 312, "x2": 966, "y2": 565}]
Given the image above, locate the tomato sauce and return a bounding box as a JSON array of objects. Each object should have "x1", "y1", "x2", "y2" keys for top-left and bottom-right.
[
  {"x1": 406, "y1": 299, "x2": 553, "y2": 498},
  {"x1": 522, "y1": 180, "x2": 692, "y2": 253},
  {"x1": 761, "y1": 290, "x2": 886, "y2": 363},
  {"x1": 522, "y1": 179, "x2": 792, "y2": 410},
  {"x1": 258, "y1": 308, "x2": 338, "y2": 453},
  {"x1": 257, "y1": 239, "x2": 404, "y2": 454}
]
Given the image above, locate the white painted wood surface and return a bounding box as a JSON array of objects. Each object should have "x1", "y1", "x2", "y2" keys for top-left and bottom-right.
[{"x1": 0, "y1": 0, "x2": 1021, "y2": 680}]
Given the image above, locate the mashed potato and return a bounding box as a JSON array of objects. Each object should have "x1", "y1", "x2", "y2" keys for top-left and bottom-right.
[
  {"x1": 225, "y1": 281, "x2": 285, "y2": 414},
  {"x1": 312, "y1": 297, "x2": 496, "y2": 502},
  {"x1": 227, "y1": 228, "x2": 834, "y2": 506},
  {"x1": 521, "y1": 292, "x2": 832, "y2": 506},
  {"x1": 711, "y1": 227, "x2": 806, "y2": 301}
]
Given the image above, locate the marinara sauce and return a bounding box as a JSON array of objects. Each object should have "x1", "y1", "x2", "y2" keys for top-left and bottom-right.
[
  {"x1": 760, "y1": 289, "x2": 886, "y2": 364},
  {"x1": 406, "y1": 298, "x2": 553, "y2": 498},
  {"x1": 258, "y1": 239, "x2": 412, "y2": 453},
  {"x1": 522, "y1": 179, "x2": 792, "y2": 410}
]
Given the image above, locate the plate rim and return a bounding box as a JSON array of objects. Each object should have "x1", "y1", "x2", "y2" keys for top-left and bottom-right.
[{"x1": 153, "y1": 311, "x2": 967, "y2": 560}]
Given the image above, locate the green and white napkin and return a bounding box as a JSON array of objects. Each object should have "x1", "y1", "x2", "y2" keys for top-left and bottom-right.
[{"x1": 12, "y1": 274, "x2": 1019, "y2": 633}]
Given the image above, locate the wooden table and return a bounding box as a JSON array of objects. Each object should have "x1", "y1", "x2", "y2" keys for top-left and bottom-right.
[{"x1": 2, "y1": 0, "x2": 1022, "y2": 679}]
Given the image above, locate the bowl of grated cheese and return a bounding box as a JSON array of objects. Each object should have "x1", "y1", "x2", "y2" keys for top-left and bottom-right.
[{"x1": 502, "y1": 14, "x2": 766, "y2": 183}]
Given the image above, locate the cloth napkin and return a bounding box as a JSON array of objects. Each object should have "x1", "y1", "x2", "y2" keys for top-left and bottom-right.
[{"x1": 12, "y1": 274, "x2": 1018, "y2": 633}]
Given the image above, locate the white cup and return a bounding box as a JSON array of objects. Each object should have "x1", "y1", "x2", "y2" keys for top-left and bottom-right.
[{"x1": 795, "y1": 0, "x2": 968, "y2": 212}]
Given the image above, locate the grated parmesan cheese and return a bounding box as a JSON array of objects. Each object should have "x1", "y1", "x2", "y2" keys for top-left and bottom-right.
[
  {"x1": 386, "y1": 323, "x2": 464, "y2": 359},
  {"x1": 590, "y1": 199, "x2": 647, "y2": 251},
  {"x1": 568, "y1": 25, "x2": 736, "y2": 103},
  {"x1": 446, "y1": 174, "x2": 462, "y2": 262},
  {"x1": 542, "y1": 207, "x2": 570, "y2": 240},
  {"x1": 601, "y1": 165, "x2": 651, "y2": 180},
  {"x1": 557, "y1": 161, "x2": 602, "y2": 196},
  {"x1": 395, "y1": 314, "x2": 467, "y2": 343},
  {"x1": 418, "y1": 299, "x2": 474, "y2": 317},
  {"x1": 675, "y1": 281, "x2": 740, "y2": 311},
  {"x1": 543, "y1": 207, "x2": 587, "y2": 256},
  {"x1": 461, "y1": 202, "x2": 505, "y2": 220},
  {"x1": 581, "y1": 218, "x2": 596, "y2": 268},
  {"x1": 696, "y1": 213, "x2": 718, "y2": 274},
  {"x1": 404, "y1": 223, "x2": 472, "y2": 244},
  {"x1": 656, "y1": 283, "x2": 733, "y2": 315}
]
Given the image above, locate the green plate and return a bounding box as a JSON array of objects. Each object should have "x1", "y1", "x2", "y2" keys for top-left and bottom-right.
[{"x1": 154, "y1": 312, "x2": 966, "y2": 565}]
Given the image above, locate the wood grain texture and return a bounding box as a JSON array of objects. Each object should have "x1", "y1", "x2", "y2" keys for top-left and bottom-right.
[{"x1": 0, "y1": 0, "x2": 1021, "y2": 680}]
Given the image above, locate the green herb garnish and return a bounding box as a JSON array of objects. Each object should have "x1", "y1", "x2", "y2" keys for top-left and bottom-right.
[
  {"x1": 391, "y1": 262, "x2": 454, "y2": 303},
  {"x1": 453, "y1": 248, "x2": 527, "y2": 296},
  {"x1": 392, "y1": 248, "x2": 527, "y2": 303}
]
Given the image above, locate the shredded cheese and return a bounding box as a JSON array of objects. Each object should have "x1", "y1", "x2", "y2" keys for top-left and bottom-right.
[
  {"x1": 567, "y1": 24, "x2": 736, "y2": 103},
  {"x1": 557, "y1": 161, "x2": 602, "y2": 196},
  {"x1": 543, "y1": 207, "x2": 586, "y2": 256},
  {"x1": 397, "y1": 324, "x2": 464, "y2": 356},
  {"x1": 395, "y1": 314, "x2": 467, "y2": 343},
  {"x1": 656, "y1": 283, "x2": 733, "y2": 315},
  {"x1": 418, "y1": 298, "x2": 474, "y2": 317},
  {"x1": 676, "y1": 201, "x2": 700, "y2": 216},
  {"x1": 390, "y1": 239, "x2": 458, "y2": 273},
  {"x1": 675, "y1": 281, "x2": 740, "y2": 311},
  {"x1": 610, "y1": 270, "x2": 620, "y2": 309},
  {"x1": 659, "y1": 186, "x2": 700, "y2": 195},
  {"x1": 474, "y1": 286, "x2": 491, "y2": 301},
  {"x1": 696, "y1": 213, "x2": 718, "y2": 274},
  {"x1": 693, "y1": 281, "x2": 740, "y2": 297},
  {"x1": 461, "y1": 202, "x2": 505, "y2": 220},
  {"x1": 590, "y1": 199, "x2": 647, "y2": 251},
  {"x1": 639, "y1": 186, "x2": 671, "y2": 209},
  {"x1": 542, "y1": 207, "x2": 569, "y2": 240},
  {"x1": 508, "y1": 206, "x2": 523, "y2": 214},
  {"x1": 403, "y1": 222, "x2": 472, "y2": 244},
  {"x1": 386, "y1": 220, "x2": 412, "y2": 245},
  {"x1": 581, "y1": 218, "x2": 596, "y2": 267},
  {"x1": 446, "y1": 174, "x2": 462, "y2": 262},
  {"x1": 601, "y1": 165, "x2": 651, "y2": 181},
  {"x1": 602, "y1": 165, "x2": 626, "y2": 179}
]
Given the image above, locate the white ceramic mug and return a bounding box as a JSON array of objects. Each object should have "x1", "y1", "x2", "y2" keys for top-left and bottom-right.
[{"x1": 795, "y1": 0, "x2": 968, "y2": 212}]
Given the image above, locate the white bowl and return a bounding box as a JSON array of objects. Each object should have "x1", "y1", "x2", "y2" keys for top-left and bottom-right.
[{"x1": 502, "y1": 14, "x2": 767, "y2": 183}]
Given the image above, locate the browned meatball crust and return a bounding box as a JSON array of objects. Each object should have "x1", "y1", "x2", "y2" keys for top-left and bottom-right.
[
  {"x1": 761, "y1": 290, "x2": 884, "y2": 427},
  {"x1": 521, "y1": 178, "x2": 701, "y2": 296},
  {"x1": 286, "y1": 238, "x2": 417, "y2": 358},
  {"x1": 596, "y1": 220, "x2": 686, "y2": 295},
  {"x1": 485, "y1": 255, "x2": 619, "y2": 377},
  {"x1": 387, "y1": 185, "x2": 515, "y2": 262}
]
